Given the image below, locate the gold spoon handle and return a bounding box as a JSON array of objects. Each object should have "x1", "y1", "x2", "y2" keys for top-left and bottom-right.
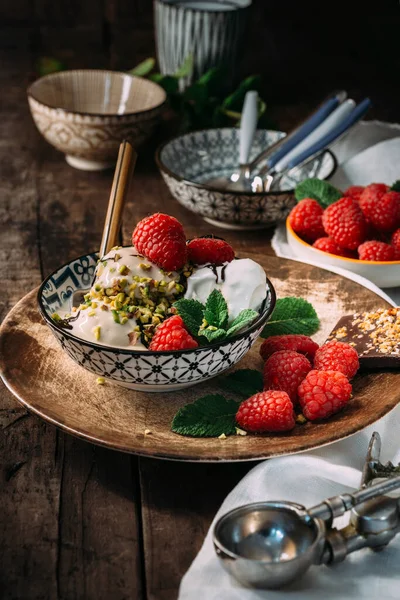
[{"x1": 99, "y1": 140, "x2": 137, "y2": 257}]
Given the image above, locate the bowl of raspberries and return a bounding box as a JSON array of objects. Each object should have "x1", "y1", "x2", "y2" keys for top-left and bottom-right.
[{"x1": 287, "y1": 181, "x2": 400, "y2": 287}]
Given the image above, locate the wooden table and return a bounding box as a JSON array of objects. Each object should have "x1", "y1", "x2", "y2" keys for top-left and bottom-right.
[{"x1": 1, "y1": 44, "x2": 399, "y2": 599}]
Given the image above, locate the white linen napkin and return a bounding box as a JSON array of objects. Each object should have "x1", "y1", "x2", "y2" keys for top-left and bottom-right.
[{"x1": 178, "y1": 122, "x2": 400, "y2": 599}]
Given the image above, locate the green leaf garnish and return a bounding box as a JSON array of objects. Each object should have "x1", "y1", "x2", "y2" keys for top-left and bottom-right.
[
  {"x1": 204, "y1": 289, "x2": 229, "y2": 329},
  {"x1": 391, "y1": 180, "x2": 400, "y2": 192},
  {"x1": 295, "y1": 178, "x2": 342, "y2": 208},
  {"x1": 36, "y1": 56, "x2": 65, "y2": 76},
  {"x1": 226, "y1": 309, "x2": 258, "y2": 337},
  {"x1": 173, "y1": 298, "x2": 205, "y2": 337},
  {"x1": 261, "y1": 297, "x2": 320, "y2": 338},
  {"x1": 219, "y1": 369, "x2": 263, "y2": 398},
  {"x1": 128, "y1": 57, "x2": 156, "y2": 77},
  {"x1": 200, "y1": 328, "x2": 227, "y2": 343},
  {"x1": 171, "y1": 394, "x2": 239, "y2": 437}
]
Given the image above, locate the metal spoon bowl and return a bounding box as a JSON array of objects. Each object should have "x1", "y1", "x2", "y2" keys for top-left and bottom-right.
[{"x1": 213, "y1": 502, "x2": 325, "y2": 589}]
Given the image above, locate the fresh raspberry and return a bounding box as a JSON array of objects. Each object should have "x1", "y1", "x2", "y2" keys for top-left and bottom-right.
[
  {"x1": 298, "y1": 370, "x2": 352, "y2": 420},
  {"x1": 187, "y1": 237, "x2": 234, "y2": 265},
  {"x1": 288, "y1": 198, "x2": 325, "y2": 243},
  {"x1": 358, "y1": 240, "x2": 395, "y2": 261},
  {"x1": 359, "y1": 187, "x2": 400, "y2": 232},
  {"x1": 236, "y1": 390, "x2": 295, "y2": 433},
  {"x1": 263, "y1": 350, "x2": 312, "y2": 403},
  {"x1": 312, "y1": 237, "x2": 355, "y2": 258},
  {"x1": 322, "y1": 197, "x2": 367, "y2": 250},
  {"x1": 259, "y1": 334, "x2": 319, "y2": 361},
  {"x1": 344, "y1": 185, "x2": 364, "y2": 202},
  {"x1": 132, "y1": 213, "x2": 187, "y2": 272},
  {"x1": 391, "y1": 228, "x2": 400, "y2": 252},
  {"x1": 314, "y1": 341, "x2": 359, "y2": 379},
  {"x1": 149, "y1": 315, "x2": 198, "y2": 351}
]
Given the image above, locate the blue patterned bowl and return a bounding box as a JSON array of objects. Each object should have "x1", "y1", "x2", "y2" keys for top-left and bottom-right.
[
  {"x1": 38, "y1": 252, "x2": 276, "y2": 392},
  {"x1": 156, "y1": 128, "x2": 337, "y2": 230}
]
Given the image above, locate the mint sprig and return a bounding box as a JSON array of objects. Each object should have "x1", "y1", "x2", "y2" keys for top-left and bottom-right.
[
  {"x1": 219, "y1": 369, "x2": 263, "y2": 399},
  {"x1": 174, "y1": 290, "x2": 258, "y2": 344},
  {"x1": 261, "y1": 297, "x2": 320, "y2": 338},
  {"x1": 173, "y1": 298, "x2": 204, "y2": 337},
  {"x1": 172, "y1": 394, "x2": 239, "y2": 437},
  {"x1": 226, "y1": 309, "x2": 259, "y2": 337},
  {"x1": 295, "y1": 178, "x2": 342, "y2": 208},
  {"x1": 204, "y1": 289, "x2": 229, "y2": 329}
]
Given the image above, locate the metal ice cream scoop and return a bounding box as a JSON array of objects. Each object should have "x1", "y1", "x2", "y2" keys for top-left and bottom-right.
[{"x1": 213, "y1": 432, "x2": 400, "y2": 589}]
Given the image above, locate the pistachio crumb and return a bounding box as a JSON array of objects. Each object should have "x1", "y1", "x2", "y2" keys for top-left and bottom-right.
[
  {"x1": 118, "y1": 264, "x2": 129, "y2": 275},
  {"x1": 96, "y1": 377, "x2": 105, "y2": 385},
  {"x1": 93, "y1": 326, "x2": 101, "y2": 340},
  {"x1": 235, "y1": 427, "x2": 248, "y2": 436},
  {"x1": 88, "y1": 310, "x2": 96, "y2": 317},
  {"x1": 218, "y1": 433, "x2": 227, "y2": 440},
  {"x1": 52, "y1": 313, "x2": 61, "y2": 322},
  {"x1": 296, "y1": 414, "x2": 307, "y2": 425},
  {"x1": 139, "y1": 263, "x2": 152, "y2": 271}
]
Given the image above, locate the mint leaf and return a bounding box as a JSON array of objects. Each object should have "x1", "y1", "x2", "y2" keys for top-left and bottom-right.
[
  {"x1": 295, "y1": 178, "x2": 342, "y2": 208},
  {"x1": 391, "y1": 180, "x2": 400, "y2": 192},
  {"x1": 204, "y1": 289, "x2": 229, "y2": 329},
  {"x1": 173, "y1": 54, "x2": 194, "y2": 79},
  {"x1": 171, "y1": 394, "x2": 238, "y2": 437},
  {"x1": 200, "y1": 328, "x2": 227, "y2": 343},
  {"x1": 128, "y1": 57, "x2": 156, "y2": 77},
  {"x1": 226, "y1": 309, "x2": 258, "y2": 337},
  {"x1": 261, "y1": 297, "x2": 320, "y2": 338},
  {"x1": 219, "y1": 369, "x2": 263, "y2": 398},
  {"x1": 174, "y1": 298, "x2": 204, "y2": 337}
]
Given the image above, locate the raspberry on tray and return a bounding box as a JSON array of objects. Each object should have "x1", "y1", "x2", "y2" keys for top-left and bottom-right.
[{"x1": 236, "y1": 390, "x2": 296, "y2": 433}]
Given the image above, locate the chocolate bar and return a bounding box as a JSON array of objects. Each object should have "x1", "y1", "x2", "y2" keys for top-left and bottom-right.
[{"x1": 327, "y1": 308, "x2": 400, "y2": 369}]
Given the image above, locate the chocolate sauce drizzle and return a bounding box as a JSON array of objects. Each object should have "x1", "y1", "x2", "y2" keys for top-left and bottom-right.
[{"x1": 204, "y1": 263, "x2": 228, "y2": 283}]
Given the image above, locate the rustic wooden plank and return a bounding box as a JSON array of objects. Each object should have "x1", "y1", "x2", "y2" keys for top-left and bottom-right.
[
  {"x1": 139, "y1": 459, "x2": 252, "y2": 600},
  {"x1": 0, "y1": 51, "x2": 144, "y2": 600}
]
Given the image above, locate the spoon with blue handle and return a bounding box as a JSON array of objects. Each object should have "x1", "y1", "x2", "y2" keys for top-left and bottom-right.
[
  {"x1": 247, "y1": 90, "x2": 347, "y2": 176},
  {"x1": 262, "y1": 98, "x2": 371, "y2": 191},
  {"x1": 207, "y1": 90, "x2": 258, "y2": 190}
]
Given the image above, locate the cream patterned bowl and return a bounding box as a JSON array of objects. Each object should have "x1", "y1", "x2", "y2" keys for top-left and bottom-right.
[
  {"x1": 38, "y1": 252, "x2": 276, "y2": 392},
  {"x1": 156, "y1": 128, "x2": 337, "y2": 230},
  {"x1": 28, "y1": 69, "x2": 166, "y2": 170}
]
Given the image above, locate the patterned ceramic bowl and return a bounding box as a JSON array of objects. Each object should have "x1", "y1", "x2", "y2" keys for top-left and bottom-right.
[
  {"x1": 156, "y1": 128, "x2": 337, "y2": 230},
  {"x1": 38, "y1": 252, "x2": 276, "y2": 392},
  {"x1": 28, "y1": 69, "x2": 166, "y2": 171}
]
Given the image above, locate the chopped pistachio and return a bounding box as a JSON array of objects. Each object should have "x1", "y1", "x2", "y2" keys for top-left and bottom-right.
[
  {"x1": 119, "y1": 278, "x2": 128, "y2": 289},
  {"x1": 94, "y1": 283, "x2": 102, "y2": 292},
  {"x1": 114, "y1": 253, "x2": 121, "y2": 261},
  {"x1": 218, "y1": 433, "x2": 227, "y2": 440},
  {"x1": 80, "y1": 304, "x2": 88, "y2": 310},
  {"x1": 109, "y1": 267, "x2": 116, "y2": 273},
  {"x1": 175, "y1": 283, "x2": 184, "y2": 293},
  {"x1": 84, "y1": 292, "x2": 91, "y2": 301},
  {"x1": 114, "y1": 300, "x2": 122, "y2": 310},
  {"x1": 118, "y1": 264, "x2": 129, "y2": 275},
  {"x1": 51, "y1": 313, "x2": 61, "y2": 322},
  {"x1": 93, "y1": 326, "x2": 101, "y2": 341},
  {"x1": 91, "y1": 302, "x2": 98, "y2": 309},
  {"x1": 116, "y1": 292, "x2": 125, "y2": 303},
  {"x1": 111, "y1": 310, "x2": 120, "y2": 324},
  {"x1": 100, "y1": 304, "x2": 109, "y2": 311},
  {"x1": 105, "y1": 287, "x2": 115, "y2": 296},
  {"x1": 88, "y1": 310, "x2": 96, "y2": 317},
  {"x1": 235, "y1": 427, "x2": 248, "y2": 436},
  {"x1": 120, "y1": 316, "x2": 128, "y2": 325},
  {"x1": 296, "y1": 414, "x2": 307, "y2": 425},
  {"x1": 96, "y1": 376, "x2": 105, "y2": 385},
  {"x1": 111, "y1": 245, "x2": 121, "y2": 251},
  {"x1": 183, "y1": 271, "x2": 191, "y2": 278},
  {"x1": 103, "y1": 297, "x2": 111, "y2": 304},
  {"x1": 139, "y1": 262, "x2": 151, "y2": 271}
]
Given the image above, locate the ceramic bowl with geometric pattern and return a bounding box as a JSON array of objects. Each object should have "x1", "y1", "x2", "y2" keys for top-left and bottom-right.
[
  {"x1": 38, "y1": 252, "x2": 276, "y2": 392},
  {"x1": 156, "y1": 128, "x2": 337, "y2": 230},
  {"x1": 28, "y1": 69, "x2": 166, "y2": 171}
]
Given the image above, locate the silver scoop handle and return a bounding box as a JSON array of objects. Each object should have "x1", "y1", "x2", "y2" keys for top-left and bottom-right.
[{"x1": 308, "y1": 474, "x2": 400, "y2": 525}]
